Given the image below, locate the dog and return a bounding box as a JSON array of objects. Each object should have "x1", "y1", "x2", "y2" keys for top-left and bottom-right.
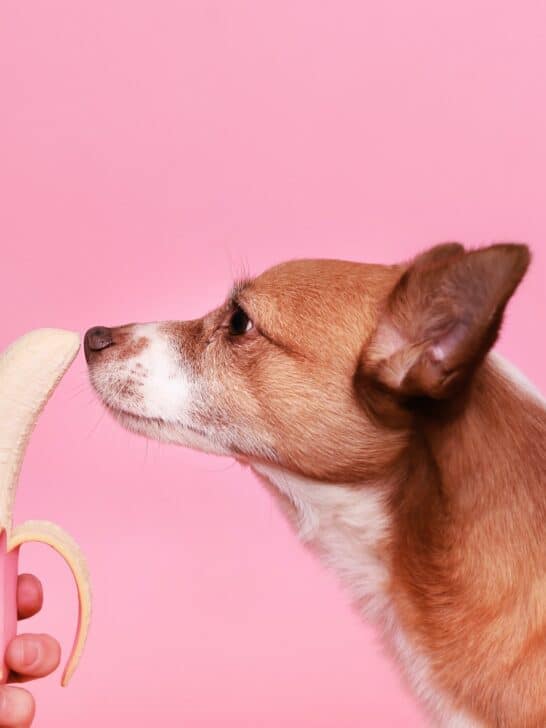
[{"x1": 85, "y1": 242, "x2": 545, "y2": 727}]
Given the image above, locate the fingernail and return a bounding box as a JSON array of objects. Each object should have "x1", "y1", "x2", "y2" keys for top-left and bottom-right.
[{"x1": 22, "y1": 640, "x2": 39, "y2": 666}]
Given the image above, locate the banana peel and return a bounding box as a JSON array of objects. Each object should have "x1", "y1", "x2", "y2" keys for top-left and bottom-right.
[{"x1": 0, "y1": 329, "x2": 91, "y2": 685}]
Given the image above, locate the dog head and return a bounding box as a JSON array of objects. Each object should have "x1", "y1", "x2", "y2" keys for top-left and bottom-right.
[{"x1": 85, "y1": 243, "x2": 529, "y2": 482}]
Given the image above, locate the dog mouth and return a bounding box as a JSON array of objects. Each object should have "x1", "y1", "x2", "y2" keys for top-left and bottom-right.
[
  {"x1": 104, "y1": 401, "x2": 208, "y2": 438},
  {"x1": 106, "y1": 403, "x2": 161, "y2": 426},
  {"x1": 87, "y1": 362, "x2": 268, "y2": 460},
  {"x1": 86, "y1": 369, "x2": 205, "y2": 437}
]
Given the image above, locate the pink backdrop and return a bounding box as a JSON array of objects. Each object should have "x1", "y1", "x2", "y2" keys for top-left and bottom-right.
[{"x1": 1, "y1": 1, "x2": 545, "y2": 725}]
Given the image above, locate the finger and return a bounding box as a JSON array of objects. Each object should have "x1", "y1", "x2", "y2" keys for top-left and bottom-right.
[
  {"x1": 16, "y1": 576, "x2": 43, "y2": 621},
  {"x1": 0, "y1": 685, "x2": 35, "y2": 726},
  {"x1": 5, "y1": 634, "x2": 61, "y2": 683}
]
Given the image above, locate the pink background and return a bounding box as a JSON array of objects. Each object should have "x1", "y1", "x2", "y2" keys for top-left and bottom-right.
[{"x1": 1, "y1": 1, "x2": 545, "y2": 725}]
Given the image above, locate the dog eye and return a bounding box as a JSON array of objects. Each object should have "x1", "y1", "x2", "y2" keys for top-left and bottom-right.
[{"x1": 229, "y1": 307, "x2": 253, "y2": 336}]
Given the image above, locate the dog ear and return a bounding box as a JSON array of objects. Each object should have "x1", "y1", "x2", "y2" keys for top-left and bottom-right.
[{"x1": 362, "y1": 243, "x2": 530, "y2": 400}]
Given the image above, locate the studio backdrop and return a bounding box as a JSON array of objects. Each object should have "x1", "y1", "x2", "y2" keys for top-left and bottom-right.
[{"x1": 1, "y1": 1, "x2": 545, "y2": 725}]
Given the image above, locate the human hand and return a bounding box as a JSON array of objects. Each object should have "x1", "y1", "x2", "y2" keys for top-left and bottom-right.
[{"x1": 0, "y1": 574, "x2": 61, "y2": 727}]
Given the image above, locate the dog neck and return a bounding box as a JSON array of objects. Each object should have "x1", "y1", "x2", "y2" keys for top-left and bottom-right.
[{"x1": 250, "y1": 353, "x2": 546, "y2": 726}]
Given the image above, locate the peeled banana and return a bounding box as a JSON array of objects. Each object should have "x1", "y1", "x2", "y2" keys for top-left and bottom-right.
[{"x1": 0, "y1": 329, "x2": 91, "y2": 685}]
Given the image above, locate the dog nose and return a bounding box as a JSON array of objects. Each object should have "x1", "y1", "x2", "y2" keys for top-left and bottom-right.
[{"x1": 84, "y1": 326, "x2": 114, "y2": 360}]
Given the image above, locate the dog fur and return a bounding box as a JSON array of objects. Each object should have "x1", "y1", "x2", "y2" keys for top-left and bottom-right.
[{"x1": 85, "y1": 242, "x2": 545, "y2": 726}]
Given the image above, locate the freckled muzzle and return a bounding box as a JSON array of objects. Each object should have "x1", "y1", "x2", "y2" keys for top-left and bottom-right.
[{"x1": 83, "y1": 318, "x2": 276, "y2": 459}]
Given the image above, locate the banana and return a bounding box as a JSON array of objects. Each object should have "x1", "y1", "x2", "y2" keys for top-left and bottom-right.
[{"x1": 0, "y1": 329, "x2": 91, "y2": 685}]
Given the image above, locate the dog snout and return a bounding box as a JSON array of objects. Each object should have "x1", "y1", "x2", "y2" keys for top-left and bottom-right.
[{"x1": 84, "y1": 326, "x2": 114, "y2": 361}]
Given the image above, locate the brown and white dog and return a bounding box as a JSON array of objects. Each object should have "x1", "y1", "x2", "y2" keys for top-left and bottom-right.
[{"x1": 85, "y1": 242, "x2": 545, "y2": 727}]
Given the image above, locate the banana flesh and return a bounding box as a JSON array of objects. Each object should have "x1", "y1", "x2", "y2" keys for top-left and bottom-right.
[{"x1": 0, "y1": 329, "x2": 91, "y2": 684}]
